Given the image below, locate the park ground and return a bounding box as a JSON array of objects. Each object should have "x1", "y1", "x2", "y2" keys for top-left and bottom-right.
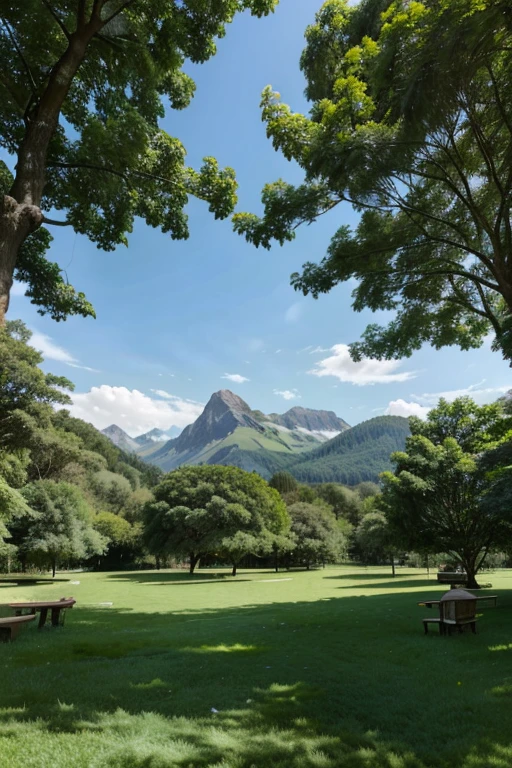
[{"x1": 1, "y1": 566, "x2": 512, "y2": 768}]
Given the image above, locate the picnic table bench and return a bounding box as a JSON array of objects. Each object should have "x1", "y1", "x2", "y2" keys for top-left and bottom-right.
[
  {"x1": 8, "y1": 598, "x2": 76, "y2": 629},
  {"x1": 0, "y1": 614, "x2": 36, "y2": 642},
  {"x1": 437, "y1": 572, "x2": 468, "y2": 586},
  {"x1": 418, "y1": 591, "x2": 497, "y2": 635}
]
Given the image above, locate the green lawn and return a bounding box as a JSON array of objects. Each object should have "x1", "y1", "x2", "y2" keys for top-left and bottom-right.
[{"x1": 1, "y1": 566, "x2": 512, "y2": 768}]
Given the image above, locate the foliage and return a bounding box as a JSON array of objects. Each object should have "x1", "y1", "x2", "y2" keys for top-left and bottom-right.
[
  {"x1": 354, "y1": 481, "x2": 380, "y2": 501},
  {"x1": 20, "y1": 480, "x2": 107, "y2": 575},
  {"x1": 355, "y1": 510, "x2": 393, "y2": 565},
  {"x1": 143, "y1": 465, "x2": 289, "y2": 573},
  {"x1": 235, "y1": 0, "x2": 512, "y2": 362},
  {"x1": 0, "y1": 320, "x2": 159, "y2": 569},
  {"x1": 0, "y1": 0, "x2": 277, "y2": 320},
  {"x1": 288, "y1": 416, "x2": 410, "y2": 484},
  {"x1": 381, "y1": 397, "x2": 512, "y2": 587},
  {"x1": 0, "y1": 321, "x2": 73, "y2": 451},
  {"x1": 90, "y1": 470, "x2": 132, "y2": 513},
  {"x1": 286, "y1": 502, "x2": 346, "y2": 569},
  {"x1": 316, "y1": 483, "x2": 361, "y2": 523},
  {"x1": 269, "y1": 471, "x2": 298, "y2": 494}
]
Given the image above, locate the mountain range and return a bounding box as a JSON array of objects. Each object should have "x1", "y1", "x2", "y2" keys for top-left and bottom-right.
[{"x1": 101, "y1": 390, "x2": 410, "y2": 484}]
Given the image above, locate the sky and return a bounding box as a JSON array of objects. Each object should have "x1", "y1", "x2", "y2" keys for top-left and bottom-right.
[{"x1": 9, "y1": 0, "x2": 511, "y2": 437}]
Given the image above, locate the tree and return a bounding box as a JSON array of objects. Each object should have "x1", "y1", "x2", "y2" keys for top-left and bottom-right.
[
  {"x1": 355, "y1": 508, "x2": 397, "y2": 575},
  {"x1": 0, "y1": 0, "x2": 277, "y2": 323},
  {"x1": 93, "y1": 510, "x2": 142, "y2": 570},
  {"x1": 20, "y1": 480, "x2": 106, "y2": 576},
  {"x1": 287, "y1": 502, "x2": 346, "y2": 570},
  {"x1": 354, "y1": 481, "x2": 380, "y2": 501},
  {"x1": 269, "y1": 471, "x2": 298, "y2": 494},
  {"x1": 381, "y1": 397, "x2": 512, "y2": 588},
  {"x1": 317, "y1": 483, "x2": 361, "y2": 523},
  {"x1": 142, "y1": 465, "x2": 289, "y2": 574},
  {"x1": 234, "y1": 0, "x2": 512, "y2": 363}
]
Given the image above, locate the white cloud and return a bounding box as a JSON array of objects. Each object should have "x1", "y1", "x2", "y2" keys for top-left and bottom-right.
[
  {"x1": 309, "y1": 344, "x2": 416, "y2": 386},
  {"x1": 285, "y1": 302, "x2": 304, "y2": 324},
  {"x1": 222, "y1": 373, "x2": 250, "y2": 384},
  {"x1": 411, "y1": 381, "x2": 510, "y2": 406},
  {"x1": 69, "y1": 385, "x2": 204, "y2": 436},
  {"x1": 385, "y1": 399, "x2": 430, "y2": 419},
  {"x1": 30, "y1": 331, "x2": 77, "y2": 364},
  {"x1": 309, "y1": 346, "x2": 330, "y2": 354},
  {"x1": 274, "y1": 388, "x2": 301, "y2": 401},
  {"x1": 29, "y1": 330, "x2": 100, "y2": 372}
]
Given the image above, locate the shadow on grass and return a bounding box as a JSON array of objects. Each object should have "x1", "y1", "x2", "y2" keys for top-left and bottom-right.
[
  {"x1": 105, "y1": 571, "x2": 254, "y2": 586},
  {"x1": 1, "y1": 587, "x2": 512, "y2": 767}
]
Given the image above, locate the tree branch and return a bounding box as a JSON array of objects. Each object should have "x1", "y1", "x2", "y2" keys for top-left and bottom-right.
[
  {"x1": 40, "y1": 0, "x2": 71, "y2": 39},
  {"x1": 42, "y1": 215, "x2": 73, "y2": 227},
  {"x1": 0, "y1": 18, "x2": 38, "y2": 94}
]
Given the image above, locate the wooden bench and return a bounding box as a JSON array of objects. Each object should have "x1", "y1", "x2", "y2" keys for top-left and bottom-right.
[
  {"x1": 422, "y1": 617, "x2": 445, "y2": 635},
  {"x1": 437, "y1": 572, "x2": 468, "y2": 586},
  {"x1": 0, "y1": 614, "x2": 36, "y2": 642},
  {"x1": 9, "y1": 597, "x2": 76, "y2": 629}
]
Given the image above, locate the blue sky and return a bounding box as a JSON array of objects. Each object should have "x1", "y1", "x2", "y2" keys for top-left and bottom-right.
[{"x1": 10, "y1": 0, "x2": 511, "y2": 437}]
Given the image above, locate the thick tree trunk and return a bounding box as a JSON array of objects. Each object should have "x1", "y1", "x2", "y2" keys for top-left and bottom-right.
[
  {"x1": 189, "y1": 553, "x2": 200, "y2": 574},
  {"x1": 0, "y1": 197, "x2": 43, "y2": 323},
  {"x1": 0, "y1": 19, "x2": 102, "y2": 323},
  {"x1": 461, "y1": 555, "x2": 480, "y2": 589},
  {"x1": 231, "y1": 564, "x2": 237, "y2": 577}
]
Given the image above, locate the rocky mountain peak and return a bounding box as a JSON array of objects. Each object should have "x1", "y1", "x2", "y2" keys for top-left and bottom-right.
[{"x1": 101, "y1": 424, "x2": 139, "y2": 453}]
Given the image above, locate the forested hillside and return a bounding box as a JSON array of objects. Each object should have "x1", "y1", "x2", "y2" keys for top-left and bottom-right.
[
  {"x1": 287, "y1": 417, "x2": 411, "y2": 485},
  {"x1": 0, "y1": 321, "x2": 162, "y2": 573}
]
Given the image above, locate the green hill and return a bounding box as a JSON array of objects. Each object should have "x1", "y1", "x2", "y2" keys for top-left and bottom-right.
[{"x1": 286, "y1": 416, "x2": 411, "y2": 485}]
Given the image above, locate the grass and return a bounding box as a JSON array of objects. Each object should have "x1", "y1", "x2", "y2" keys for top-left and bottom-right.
[{"x1": 1, "y1": 566, "x2": 512, "y2": 767}]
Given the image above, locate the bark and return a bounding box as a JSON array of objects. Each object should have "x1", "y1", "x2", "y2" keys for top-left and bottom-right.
[
  {"x1": 0, "y1": 17, "x2": 102, "y2": 324},
  {"x1": 461, "y1": 555, "x2": 480, "y2": 589},
  {"x1": 391, "y1": 554, "x2": 395, "y2": 578},
  {"x1": 189, "y1": 553, "x2": 200, "y2": 574},
  {"x1": 231, "y1": 564, "x2": 237, "y2": 577},
  {"x1": 52, "y1": 558, "x2": 56, "y2": 578}
]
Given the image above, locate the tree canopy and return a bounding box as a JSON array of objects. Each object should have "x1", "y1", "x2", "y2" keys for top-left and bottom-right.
[
  {"x1": 234, "y1": 0, "x2": 512, "y2": 363},
  {"x1": 0, "y1": 0, "x2": 277, "y2": 323},
  {"x1": 143, "y1": 465, "x2": 290, "y2": 574},
  {"x1": 381, "y1": 397, "x2": 512, "y2": 587}
]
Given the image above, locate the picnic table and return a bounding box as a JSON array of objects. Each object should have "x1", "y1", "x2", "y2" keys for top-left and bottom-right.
[
  {"x1": 418, "y1": 595, "x2": 498, "y2": 609},
  {"x1": 8, "y1": 598, "x2": 76, "y2": 629}
]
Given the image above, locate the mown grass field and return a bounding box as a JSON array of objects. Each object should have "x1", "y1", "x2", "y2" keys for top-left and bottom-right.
[{"x1": 1, "y1": 566, "x2": 512, "y2": 768}]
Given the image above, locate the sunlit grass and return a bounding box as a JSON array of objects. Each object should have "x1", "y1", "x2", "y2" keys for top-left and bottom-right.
[{"x1": 1, "y1": 566, "x2": 512, "y2": 767}]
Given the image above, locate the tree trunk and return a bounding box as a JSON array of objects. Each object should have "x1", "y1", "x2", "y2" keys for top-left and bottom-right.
[
  {"x1": 189, "y1": 553, "x2": 200, "y2": 574},
  {"x1": 274, "y1": 547, "x2": 279, "y2": 573},
  {"x1": 52, "y1": 559, "x2": 56, "y2": 578},
  {"x1": 391, "y1": 554, "x2": 395, "y2": 578},
  {"x1": 461, "y1": 555, "x2": 480, "y2": 589},
  {"x1": 0, "y1": 20, "x2": 102, "y2": 323},
  {"x1": 231, "y1": 564, "x2": 237, "y2": 577}
]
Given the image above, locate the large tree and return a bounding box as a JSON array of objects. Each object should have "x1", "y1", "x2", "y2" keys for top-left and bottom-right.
[
  {"x1": 142, "y1": 464, "x2": 289, "y2": 574},
  {"x1": 381, "y1": 397, "x2": 512, "y2": 588},
  {"x1": 234, "y1": 0, "x2": 512, "y2": 363},
  {"x1": 20, "y1": 480, "x2": 107, "y2": 576},
  {"x1": 286, "y1": 502, "x2": 346, "y2": 570},
  {"x1": 0, "y1": 0, "x2": 277, "y2": 323}
]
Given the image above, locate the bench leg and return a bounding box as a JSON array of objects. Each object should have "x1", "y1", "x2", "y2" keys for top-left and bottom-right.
[
  {"x1": 38, "y1": 608, "x2": 48, "y2": 629},
  {"x1": 471, "y1": 622, "x2": 477, "y2": 634}
]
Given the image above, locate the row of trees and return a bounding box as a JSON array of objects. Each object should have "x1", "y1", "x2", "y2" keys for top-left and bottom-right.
[{"x1": 142, "y1": 465, "x2": 350, "y2": 574}]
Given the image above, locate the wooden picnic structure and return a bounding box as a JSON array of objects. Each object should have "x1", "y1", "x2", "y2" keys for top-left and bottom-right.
[
  {"x1": 0, "y1": 614, "x2": 36, "y2": 642},
  {"x1": 419, "y1": 589, "x2": 497, "y2": 635},
  {"x1": 8, "y1": 597, "x2": 76, "y2": 629}
]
